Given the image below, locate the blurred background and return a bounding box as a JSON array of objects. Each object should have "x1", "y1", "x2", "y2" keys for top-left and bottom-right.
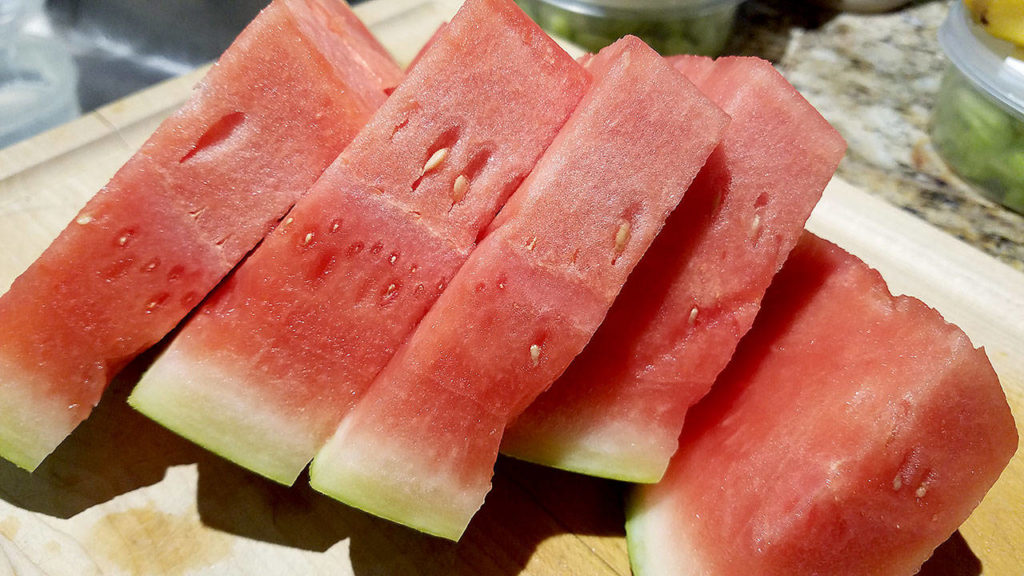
[{"x1": 1, "y1": 0, "x2": 1021, "y2": 266}]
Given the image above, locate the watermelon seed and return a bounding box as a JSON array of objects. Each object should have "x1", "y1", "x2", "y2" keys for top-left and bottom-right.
[
  {"x1": 76, "y1": 214, "x2": 94, "y2": 225},
  {"x1": 410, "y1": 264, "x2": 419, "y2": 273},
  {"x1": 300, "y1": 232, "x2": 315, "y2": 247},
  {"x1": 330, "y1": 219, "x2": 342, "y2": 233},
  {"x1": 452, "y1": 174, "x2": 469, "y2": 203},
  {"x1": 530, "y1": 344, "x2": 541, "y2": 367},
  {"x1": 145, "y1": 293, "x2": 170, "y2": 313},
  {"x1": 749, "y1": 215, "x2": 762, "y2": 241},
  {"x1": 389, "y1": 253, "x2": 399, "y2": 265},
  {"x1": 613, "y1": 221, "x2": 631, "y2": 262},
  {"x1": 526, "y1": 237, "x2": 538, "y2": 251},
  {"x1": 380, "y1": 283, "x2": 400, "y2": 306},
  {"x1": 915, "y1": 482, "x2": 929, "y2": 498},
  {"x1": 115, "y1": 230, "x2": 134, "y2": 248},
  {"x1": 189, "y1": 207, "x2": 207, "y2": 221},
  {"x1": 167, "y1": 265, "x2": 185, "y2": 282},
  {"x1": 371, "y1": 242, "x2": 384, "y2": 255},
  {"x1": 892, "y1": 475, "x2": 903, "y2": 491},
  {"x1": 142, "y1": 259, "x2": 160, "y2": 273},
  {"x1": 422, "y1": 148, "x2": 449, "y2": 175},
  {"x1": 688, "y1": 307, "x2": 699, "y2": 326},
  {"x1": 181, "y1": 291, "x2": 200, "y2": 309},
  {"x1": 348, "y1": 242, "x2": 364, "y2": 256}
]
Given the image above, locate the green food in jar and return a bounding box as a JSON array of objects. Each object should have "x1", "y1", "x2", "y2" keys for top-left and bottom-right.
[
  {"x1": 515, "y1": 0, "x2": 739, "y2": 56},
  {"x1": 931, "y1": 65, "x2": 1024, "y2": 214}
]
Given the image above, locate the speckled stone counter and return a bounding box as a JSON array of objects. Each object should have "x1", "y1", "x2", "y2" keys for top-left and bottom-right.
[{"x1": 726, "y1": 0, "x2": 1023, "y2": 272}]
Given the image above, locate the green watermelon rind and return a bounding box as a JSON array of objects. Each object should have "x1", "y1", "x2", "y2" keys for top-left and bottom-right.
[
  {"x1": 309, "y1": 422, "x2": 480, "y2": 542},
  {"x1": 503, "y1": 423, "x2": 669, "y2": 484},
  {"x1": 0, "y1": 361, "x2": 80, "y2": 471},
  {"x1": 625, "y1": 488, "x2": 703, "y2": 576},
  {"x1": 128, "y1": 346, "x2": 317, "y2": 485}
]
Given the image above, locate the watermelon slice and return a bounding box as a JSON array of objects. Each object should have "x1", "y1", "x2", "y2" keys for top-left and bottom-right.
[
  {"x1": 626, "y1": 233, "x2": 1018, "y2": 576},
  {"x1": 309, "y1": 36, "x2": 730, "y2": 541},
  {"x1": 128, "y1": 0, "x2": 590, "y2": 486},
  {"x1": 501, "y1": 56, "x2": 846, "y2": 483},
  {"x1": 0, "y1": 0, "x2": 399, "y2": 472}
]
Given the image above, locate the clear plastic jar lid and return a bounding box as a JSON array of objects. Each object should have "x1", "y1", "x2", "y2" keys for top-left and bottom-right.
[{"x1": 939, "y1": 1, "x2": 1024, "y2": 119}]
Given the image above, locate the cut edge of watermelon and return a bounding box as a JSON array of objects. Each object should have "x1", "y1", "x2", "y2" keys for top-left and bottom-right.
[
  {"x1": 309, "y1": 418, "x2": 482, "y2": 542},
  {"x1": 625, "y1": 488, "x2": 705, "y2": 576},
  {"x1": 128, "y1": 346, "x2": 318, "y2": 485},
  {"x1": 504, "y1": 419, "x2": 669, "y2": 483},
  {"x1": 0, "y1": 360, "x2": 82, "y2": 471}
]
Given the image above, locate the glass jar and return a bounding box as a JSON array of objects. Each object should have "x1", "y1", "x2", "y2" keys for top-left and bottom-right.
[
  {"x1": 930, "y1": 1, "x2": 1024, "y2": 214},
  {"x1": 0, "y1": 0, "x2": 80, "y2": 148},
  {"x1": 516, "y1": 0, "x2": 744, "y2": 56}
]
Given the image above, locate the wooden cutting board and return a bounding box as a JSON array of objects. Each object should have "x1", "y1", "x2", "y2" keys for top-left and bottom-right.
[{"x1": 0, "y1": 0, "x2": 1021, "y2": 574}]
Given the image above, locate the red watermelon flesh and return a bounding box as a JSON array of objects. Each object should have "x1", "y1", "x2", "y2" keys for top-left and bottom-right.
[
  {"x1": 501, "y1": 56, "x2": 846, "y2": 483},
  {"x1": 0, "y1": 0, "x2": 398, "y2": 472},
  {"x1": 129, "y1": 0, "x2": 590, "y2": 486},
  {"x1": 626, "y1": 233, "x2": 1018, "y2": 576},
  {"x1": 309, "y1": 36, "x2": 729, "y2": 541}
]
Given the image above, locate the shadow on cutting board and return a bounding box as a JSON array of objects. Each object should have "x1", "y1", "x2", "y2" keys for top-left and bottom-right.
[
  {"x1": 195, "y1": 455, "x2": 628, "y2": 575},
  {"x1": 0, "y1": 345, "x2": 212, "y2": 518}
]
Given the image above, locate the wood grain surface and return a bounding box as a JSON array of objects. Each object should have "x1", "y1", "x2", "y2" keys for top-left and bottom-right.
[{"x1": 0, "y1": 0, "x2": 1021, "y2": 574}]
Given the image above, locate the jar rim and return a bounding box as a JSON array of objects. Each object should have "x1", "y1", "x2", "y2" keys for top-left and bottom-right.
[
  {"x1": 940, "y1": 1, "x2": 1024, "y2": 117},
  {"x1": 531, "y1": 0, "x2": 746, "y2": 17}
]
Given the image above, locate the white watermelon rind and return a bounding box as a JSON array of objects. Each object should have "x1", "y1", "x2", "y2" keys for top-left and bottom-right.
[
  {"x1": 0, "y1": 358, "x2": 81, "y2": 472},
  {"x1": 501, "y1": 420, "x2": 671, "y2": 484},
  {"x1": 128, "y1": 344, "x2": 318, "y2": 486},
  {"x1": 625, "y1": 485, "x2": 704, "y2": 576},
  {"x1": 310, "y1": 419, "x2": 484, "y2": 542}
]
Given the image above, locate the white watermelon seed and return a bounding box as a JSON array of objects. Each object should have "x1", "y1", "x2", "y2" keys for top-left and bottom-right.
[
  {"x1": 389, "y1": 254, "x2": 398, "y2": 265},
  {"x1": 892, "y1": 475, "x2": 903, "y2": 491},
  {"x1": 284, "y1": 217, "x2": 294, "y2": 227},
  {"x1": 526, "y1": 237, "x2": 538, "y2": 251},
  {"x1": 301, "y1": 232, "x2": 314, "y2": 246},
  {"x1": 76, "y1": 214, "x2": 94, "y2": 225},
  {"x1": 422, "y1": 148, "x2": 449, "y2": 175},
  {"x1": 615, "y1": 221, "x2": 631, "y2": 255},
  {"x1": 452, "y1": 174, "x2": 469, "y2": 203},
  {"x1": 689, "y1": 307, "x2": 699, "y2": 325},
  {"x1": 530, "y1": 344, "x2": 541, "y2": 367},
  {"x1": 749, "y1": 214, "x2": 762, "y2": 240},
  {"x1": 117, "y1": 235, "x2": 130, "y2": 247},
  {"x1": 915, "y1": 482, "x2": 929, "y2": 498}
]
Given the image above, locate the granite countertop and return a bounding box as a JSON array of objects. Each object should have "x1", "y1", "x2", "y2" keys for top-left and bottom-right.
[{"x1": 727, "y1": 0, "x2": 1024, "y2": 272}]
